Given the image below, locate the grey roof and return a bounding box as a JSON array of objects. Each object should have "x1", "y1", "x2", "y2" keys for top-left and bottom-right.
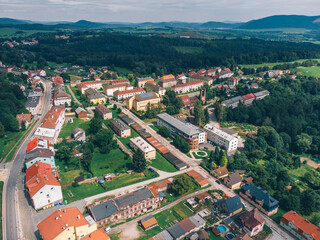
[
  {"x1": 227, "y1": 172, "x2": 242, "y2": 185},
  {"x1": 137, "y1": 77, "x2": 153, "y2": 82},
  {"x1": 90, "y1": 200, "x2": 118, "y2": 221},
  {"x1": 167, "y1": 223, "x2": 186, "y2": 239},
  {"x1": 72, "y1": 127, "x2": 85, "y2": 135},
  {"x1": 114, "y1": 187, "x2": 154, "y2": 208},
  {"x1": 157, "y1": 113, "x2": 204, "y2": 137},
  {"x1": 216, "y1": 195, "x2": 242, "y2": 214},
  {"x1": 85, "y1": 88, "x2": 105, "y2": 99},
  {"x1": 253, "y1": 90, "x2": 270, "y2": 98},
  {"x1": 162, "y1": 152, "x2": 187, "y2": 170},
  {"x1": 153, "y1": 230, "x2": 174, "y2": 240},
  {"x1": 241, "y1": 183, "x2": 279, "y2": 211},
  {"x1": 145, "y1": 82, "x2": 164, "y2": 92},
  {"x1": 118, "y1": 115, "x2": 135, "y2": 125},
  {"x1": 26, "y1": 96, "x2": 40, "y2": 108},
  {"x1": 221, "y1": 96, "x2": 243, "y2": 106},
  {"x1": 189, "y1": 214, "x2": 206, "y2": 228},
  {"x1": 25, "y1": 148, "x2": 53, "y2": 163},
  {"x1": 110, "y1": 119, "x2": 130, "y2": 131},
  {"x1": 75, "y1": 107, "x2": 86, "y2": 114}
]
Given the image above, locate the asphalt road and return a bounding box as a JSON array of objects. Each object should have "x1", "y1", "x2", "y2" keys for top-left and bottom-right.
[{"x1": 4, "y1": 80, "x2": 52, "y2": 240}]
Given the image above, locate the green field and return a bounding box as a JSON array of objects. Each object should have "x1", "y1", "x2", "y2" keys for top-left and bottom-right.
[
  {"x1": 240, "y1": 58, "x2": 320, "y2": 69},
  {"x1": 295, "y1": 66, "x2": 320, "y2": 78},
  {"x1": 149, "y1": 152, "x2": 177, "y2": 172},
  {"x1": 0, "y1": 27, "x2": 53, "y2": 37},
  {"x1": 174, "y1": 46, "x2": 204, "y2": 54},
  {"x1": 58, "y1": 118, "x2": 90, "y2": 138}
]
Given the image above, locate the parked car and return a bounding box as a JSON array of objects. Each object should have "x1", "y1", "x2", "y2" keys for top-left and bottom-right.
[
  {"x1": 216, "y1": 180, "x2": 221, "y2": 184},
  {"x1": 152, "y1": 174, "x2": 157, "y2": 178},
  {"x1": 241, "y1": 201, "x2": 247, "y2": 208},
  {"x1": 105, "y1": 227, "x2": 111, "y2": 233},
  {"x1": 148, "y1": 168, "x2": 155, "y2": 172}
]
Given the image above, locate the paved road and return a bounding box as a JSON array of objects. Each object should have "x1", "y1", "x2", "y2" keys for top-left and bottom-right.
[{"x1": 4, "y1": 80, "x2": 52, "y2": 240}]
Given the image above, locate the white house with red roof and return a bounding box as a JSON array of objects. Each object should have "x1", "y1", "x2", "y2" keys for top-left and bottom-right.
[
  {"x1": 172, "y1": 80, "x2": 204, "y2": 94},
  {"x1": 113, "y1": 87, "x2": 145, "y2": 101},
  {"x1": 34, "y1": 107, "x2": 65, "y2": 143}
]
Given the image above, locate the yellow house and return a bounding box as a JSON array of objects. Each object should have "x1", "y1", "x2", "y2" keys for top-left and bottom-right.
[
  {"x1": 85, "y1": 88, "x2": 106, "y2": 104},
  {"x1": 37, "y1": 207, "x2": 97, "y2": 240},
  {"x1": 126, "y1": 92, "x2": 160, "y2": 111}
]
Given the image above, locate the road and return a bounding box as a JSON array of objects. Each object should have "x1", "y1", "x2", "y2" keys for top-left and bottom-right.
[
  {"x1": 4, "y1": 80, "x2": 52, "y2": 240},
  {"x1": 66, "y1": 84, "x2": 82, "y2": 106}
]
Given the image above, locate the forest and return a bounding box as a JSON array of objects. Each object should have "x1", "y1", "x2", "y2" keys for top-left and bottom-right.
[{"x1": 2, "y1": 31, "x2": 320, "y2": 75}]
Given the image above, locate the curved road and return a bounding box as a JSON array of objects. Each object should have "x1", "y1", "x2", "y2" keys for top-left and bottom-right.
[{"x1": 4, "y1": 80, "x2": 52, "y2": 240}]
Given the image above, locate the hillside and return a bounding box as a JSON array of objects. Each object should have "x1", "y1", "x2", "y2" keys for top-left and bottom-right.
[{"x1": 239, "y1": 15, "x2": 320, "y2": 29}]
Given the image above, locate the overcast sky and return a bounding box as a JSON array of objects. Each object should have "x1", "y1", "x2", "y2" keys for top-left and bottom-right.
[{"x1": 0, "y1": 0, "x2": 319, "y2": 23}]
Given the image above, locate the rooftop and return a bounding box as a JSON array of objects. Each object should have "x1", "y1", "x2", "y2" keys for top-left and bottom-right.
[
  {"x1": 25, "y1": 148, "x2": 53, "y2": 163},
  {"x1": 110, "y1": 119, "x2": 130, "y2": 131},
  {"x1": 25, "y1": 162, "x2": 52, "y2": 183},
  {"x1": 130, "y1": 137, "x2": 155, "y2": 153},
  {"x1": 135, "y1": 92, "x2": 159, "y2": 101},
  {"x1": 26, "y1": 173, "x2": 60, "y2": 197},
  {"x1": 40, "y1": 107, "x2": 64, "y2": 129},
  {"x1": 114, "y1": 87, "x2": 145, "y2": 96},
  {"x1": 172, "y1": 80, "x2": 203, "y2": 89},
  {"x1": 82, "y1": 229, "x2": 110, "y2": 240},
  {"x1": 78, "y1": 81, "x2": 102, "y2": 89},
  {"x1": 96, "y1": 104, "x2": 111, "y2": 114},
  {"x1": 137, "y1": 77, "x2": 153, "y2": 82},
  {"x1": 204, "y1": 124, "x2": 236, "y2": 142}
]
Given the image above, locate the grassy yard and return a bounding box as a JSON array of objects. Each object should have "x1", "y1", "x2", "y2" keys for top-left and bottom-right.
[
  {"x1": 269, "y1": 208, "x2": 287, "y2": 223},
  {"x1": 220, "y1": 121, "x2": 258, "y2": 137},
  {"x1": 114, "y1": 67, "x2": 131, "y2": 75},
  {"x1": 117, "y1": 128, "x2": 139, "y2": 152},
  {"x1": 59, "y1": 169, "x2": 82, "y2": 187},
  {"x1": 58, "y1": 118, "x2": 90, "y2": 138},
  {"x1": 295, "y1": 66, "x2": 320, "y2": 78},
  {"x1": 149, "y1": 152, "x2": 177, "y2": 172}
]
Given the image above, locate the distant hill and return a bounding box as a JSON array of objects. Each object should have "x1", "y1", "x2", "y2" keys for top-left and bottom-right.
[
  {"x1": 239, "y1": 15, "x2": 320, "y2": 29},
  {"x1": 0, "y1": 18, "x2": 31, "y2": 25},
  {"x1": 200, "y1": 21, "x2": 242, "y2": 29},
  {"x1": 72, "y1": 20, "x2": 105, "y2": 28}
]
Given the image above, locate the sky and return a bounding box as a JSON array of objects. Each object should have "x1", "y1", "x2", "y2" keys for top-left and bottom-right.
[{"x1": 0, "y1": 0, "x2": 320, "y2": 23}]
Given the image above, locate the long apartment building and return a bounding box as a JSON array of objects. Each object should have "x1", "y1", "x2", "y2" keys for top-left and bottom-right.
[
  {"x1": 130, "y1": 136, "x2": 156, "y2": 160},
  {"x1": 126, "y1": 92, "x2": 160, "y2": 111},
  {"x1": 26, "y1": 91, "x2": 41, "y2": 115},
  {"x1": 172, "y1": 80, "x2": 204, "y2": 94},
  {"x1": 77, "y1": 81, "x2": 102, "y2": 94},
  {"x1": 157, "y1": 113, "x2": 206, "y2": 149},
  {"x1": 34, "y1": 106, "x2": 65, "y2": 144},
  {"x1": 113, "y1": 87, "x2": 145, "y2": 101},
  {"x1": 204, "y1": 124, "x2": 238, "y2": 151},
  {"x1": 88, "y1": 187, "x2": 161, "y2": 226},
  {"x1": 103, "y1": 83, "x2": 133, "y2": 96},
  {"x1": 110, "y1": 119, "x2": 131, "y2": 137}
]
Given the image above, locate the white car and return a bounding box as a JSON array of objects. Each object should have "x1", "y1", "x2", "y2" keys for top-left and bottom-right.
[
  {"x1": 241, "y1": 201, "x2": 247, "y2": 208},
  {"x1": 105, "y1": 227, "x2": 111, "y2": 233}
]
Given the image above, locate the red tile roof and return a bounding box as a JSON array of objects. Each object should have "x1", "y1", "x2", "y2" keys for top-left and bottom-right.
[
  {"x1": 37, "y1": 207, "x2": 89, "y2": 240},
  {"x1": 110, "y1": 79, "x2": 129, "y2": 85},
  {"x1": 78, "y1": 81, "x2": 101, "y2": 89},
  {"x1": 40, "y1": 107, "x2": 64, "y2": 129},
  {"x1": 26, "y1": 173, "x2": 60, "y2": 197},
  {"x1": 114, "y1": 87, "x2": 145, "y2": 96},
  {"x1": 242, "y1": 93, "x2": 255, "y2": 100},
  {"x1": 207, "y1": 69, "x2": 216, "y2": 73},
  {"x1": 16, "y1": 113, "x2": 32, "y2": 125},
  {"x1": 187, "y1": 170, "x2": 209, "y2": 187},
  {"x1": 172, "y1": 80, "x2": 203, "y2": 89},
  {"x1": 27, "y1": 138, "x2": 40, "y2": 153},
  {"x1": 160, "y1": 74, "x2": 175, "y2": 80},
  {"x1": 26, "y1": 162, "x2": 52, "y2": 183},
  {"x1": 53, "y1": 76, "x2": 64, "y2": 85},
  {"x1": 82, "y1": 229, "x2": 110, "y2": 240}
]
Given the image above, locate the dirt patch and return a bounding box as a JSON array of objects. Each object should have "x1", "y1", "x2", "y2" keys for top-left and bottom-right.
[
  {"x1": 119, "y1": 220, "x2": 141, "y2": 240},
  {"x1": 300, "y1": 157, "x2": 319, "y2": 169}
]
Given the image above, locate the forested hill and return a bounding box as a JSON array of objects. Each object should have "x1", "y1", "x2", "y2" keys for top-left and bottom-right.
[{"x1": 9, "y1": 32, "x2": 320, "y2": 75}]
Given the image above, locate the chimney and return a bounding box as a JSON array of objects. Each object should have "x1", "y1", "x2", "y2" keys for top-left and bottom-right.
[
  {"x1": 55, "y1": 216, "x2": 59, "y2": 220},
  {"x1": 60, "y1": 215, "x2": 62, "y2": 218},
  {"x1": 77, "y1": 215, "x2": 80, "y2": 219}
]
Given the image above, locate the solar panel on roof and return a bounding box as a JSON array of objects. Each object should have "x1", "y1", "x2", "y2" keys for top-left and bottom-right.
[{"x1": 139, "y1": 92, "x2": 154, "y2": 98}]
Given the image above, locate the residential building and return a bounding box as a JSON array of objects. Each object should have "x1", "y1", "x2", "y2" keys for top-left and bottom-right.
[
  {"x1": 224, "y1": 172, "x2": 242, "y2": 189},
  {"x1": 157, "y1": 113, "x2": 207, "y2": 149},
  {"x1": 110, "y1": 119, "x2": 131, "y2": 137},
  {"x1": 26, "y1": 172, "x2": 62, "y2": 210},
  {"x1": 206, "y1": 69, "x2": 216, "y2": 76},
  {"x1": 186, "y1": 170, "x2": 209, "y2": 187},
  {"x1": 228, "y1": 77, "x2": 239, "y2": 87},
  {"x1": 218, "y1": 69, "x2": 234, "y2": 79},
  {"x1": 177, "y1": 74, "x2": 188, "y2": 84},
  {"x1": 78, "y1": 81, "x2": 102, "y2": 94},
  {"x1": 82, "y1": 229, "x2": 110, "y2": 240},
  {"x1": 95, "y1": 104, "x2": 112, "y2": 120},
  {"x1": 54, "y1": 91, "x2": 71, "y2": 106},
  {"x1": 172, "y1": 80, "x2": 204, "y2": 94},
  {"x1": 240, "y1": 183, "x2": 279, "y2": 216},
  {"x1": 37, "y1": 207, "x2": 98, "y2": 240},
  {"x1": 130, "y1": 137, "x2": 156, "y2": 160},
  {"x1": 88, "y1": 187, "x2": 161, "y2": 226},
  {"x1": 137, "y1": 77, "x2": 154, "y2": 88},
  {"x1": 253, "y1": 90, "x2": 270, "y2": 100},
  {"x1": 188, "y1": 75, "x2": 213, "y2": 85},
  {"x1": 25, "y1": 148, "x2": 55, "y2": 169},
  {"x1": 126, "y1": 92, "x2": 160, "y2": 111},
  {"x1": 280, "y1": 210, "x2": 320, "y2": 240},
  {"x1": 215, "y1": 195, "x2": 243, "y2": 217},
  {"x1": 140, "y1": 215, "x2": 158, "y2": 231},
  {"x1": 212, "y1": 166, "x2": 229, "y2": 179},
  {"x1": 27, "y1": 137, "x2": 50, "y2": 153},
  {"x1": 159, "y1": 74, "x2": 177, "y2": 88},
  {"x1": 25, "y1": 162, "x2": 52, "y2": 183},
  {"x1": 52, "y1": 76, "x2": 64, "y2": 86},
  {"x1": 195, "y1": 192, "x2": 212, "y2": 203},
  {"x1": 145, "y1": 82, "x2": 166, "y2": 96},
  {"x1": 241, "y1": 93, "x2": 256, "y2": 105},
  {"x1": 251, "y1": 83, "x2": 259, "y2": 89},
  {"x1": 204, "y1": 124, "x2": 239, "y2": 151},
  {"x1": 221, "y1": 96, "x2": 244, "y2": 109},
  {"x1": 103, "y1": 83, "x2": 133, "y2": 96},
  {"x1": 26, "y1": 91, "x2": 41, "y2": 115},
  {"x1": 110, "y1": 79, "x2": 130, "y2": 86},
  {"x1": 16, "y1": 113, "x2": 32, "y2": 128},
  {"x1": 84, "y1": 88, "x2": 106, "y2": 104},
  {"x1": 238, "y1": 209, "x2": 265, "y2": 237},
  {"x1": 113, "y1": 87, "x2": 145, "y2": 101},
  {"x1": 34, "y1": 106, "x2": 65, "y2": 144},
  {"x1": 75, "y1": 107, "x2": 87, "y2": 119}
]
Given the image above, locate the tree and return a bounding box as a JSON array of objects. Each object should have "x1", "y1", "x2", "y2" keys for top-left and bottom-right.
[
  {"x1": 20, "y1": 121, "x2": 26, "y2": 131},
  {"x1": 173, "y1": 135, "x2": 191, "y2": 153},
  {"x1": 132, "y1": 149, "x2": 146, "y2": 173},
  {"x1": 117, "y1": 108, "x2": 121, "y2": 114},
  {"x1": 158, "y1": 126, "x2": 170, "y2": 138},
  {"x1": 214, "y1": 102, "x2": 226, "y2": 122},
  {"x1": 0, "y1": 122, "x2": 4, "y2": 137},
  {"x1": 220, "y1": 151, "x2": 228, "y2": 166},
  {"x1": 295, "y1": 133, "x2": 312, "y2": 154},
  {"x1": 89, "y1": 117, "x2": 102, "y2": 134},
  {"x1": 82, "y1": 144, "x2": 93, "y2": 172},
  {"x1": 214, "y1": 147, "x2": 221, "y2": 164},
  {"x1": 172, "y1": 175, "x2": 192, "y2": 195},
  {"x1": 94, "y1": 128, "x2": 115, "y2": 153},
  {"x1": 194, "y1": 101, "x2": 205, "y2": 126},
  {"x1": 55, "y1": 144, "x2": 72, "y2": 165},
  {"x1": 113, "y1": 104, "x2": 117, "y2": 110},
  {"x1": 204, "y1": 108, "x2": 210, "y2": 124}
]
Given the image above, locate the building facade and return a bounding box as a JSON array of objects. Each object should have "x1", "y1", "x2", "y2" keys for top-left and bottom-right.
[
  {"x1": 204, "y1": 124, "x2": 238, "y2": 151},
  {"x1": 95, "y1": 104, "x2": 112, "y2": 120},
  {"x1": 78, "y1": 81, "x2": 103, "y2": 94},
  {"x1": 130, "y1": 137, "x2": 156, "y2": 160},
  {"x1": 126, "y1": 92, "x2": 160, "y2": 111},
  {"x1": 113, "y1": 88, "x2": 146, "y2": 101},
  {"x1": 103, "y1": 83, "x2": 133, "y2": 96},
  {"x1": 172, "y1": 80, "x2": 204, "y2": 94},
  {"x1": 110, "y1": 119, "x2": 131, "y2": 137}
]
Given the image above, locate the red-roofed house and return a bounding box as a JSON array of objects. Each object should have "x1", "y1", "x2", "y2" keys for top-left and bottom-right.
[
  {"x1": 159, "y1": 75, "x2": 177, "y2": 88},
  {"x1": 206, "y1": 69, "x2": 216, "y2": 76},
  {"x1": 113, "y1": 88, "x2": 145, "y2": 101},
  {"x1": 187, "y1": 170, "x2": 209, "y2": 187},
  {"x1": 172, "y1": 80, "x2": 203, "y2": 94},
  {"x1": 16, "y1": 113, "x2": 32, "y2": 128},
  {"x1": 77, "y1": 81, "x2": 102, "y2": 94},
  {"x1": 25, "y1": 162, "x2": 52, "y2": 183},
  {"x1": 228, "y1": 77, "x2": 239, "y2": 87},
  {"x1": 280, "y1": 211, "x2": 320, "y2": 240},
  {"x1": 110, "y1": 79, "x2": 130, "y2": 86},
  {"x1": 239, "y1": 209, "x2": 265, "y2": 236},
  {"x1": 27, "y1": 138, "x2": 49, "y2": 153},
  {"x1": 82, "y1": 229, "x2": 110, "y2": 240},
  {"x1": 242, "y1": 93, "x2": 255, "y2": 105},
  {"x1": 52, "y1": 76, "x2": 64, "y2": 86}
]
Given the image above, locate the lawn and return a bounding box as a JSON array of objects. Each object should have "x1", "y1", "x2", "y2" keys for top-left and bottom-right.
[
  {"x1": 149, "y1": 125, "x2": 159, "y2": 132},
  {"x1": 269, "y1": 208, "x2": 287, "y2": 223},
  {"x1": 149, "y1": 152, "x2": 177, "y2": 172},
  {"x1": 58, "y1": 118, "x2": 90, "y2": 138},
  {"x1": 295, "y1": 66, "x2": 320, "y2": 78},
  {"x1": 192, "y1": 150, "x2": 211, "y2": 160},
  {"x1": 0, "y1": 181, "x2": 3, "y2": 240},
  {"x1": 240, "y1": 58, "x2": 320, "y2": 69},
  {"x1": 59, "y1": 169, "x2": 82, "y2": 187}
]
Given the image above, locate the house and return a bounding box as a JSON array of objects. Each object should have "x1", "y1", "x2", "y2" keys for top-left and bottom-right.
[
  {"x1": 212, "y1": 166, "x2": 229, "y2": 179},
  {"x1": 78, "y1": 81, "x2": 102, "y2": 94},
  {"x1": 110, "y1": 119, "x2": 131, "y2": 137},
  {"x1": 224, "y1": 172, "x2": 242, "y2": 189},
  {"x1": 280, "y1": 210, "x2": 320, "y2": 240},
  {"x1": 26, "y1": 172, "x2": 63, "y2": 210},
  {"x1": 253, "y1": 90, "x2": 270, "y2": 101},
  {"x1": 159, "y1": 74, "x2": 177, "y2": 88},
  {"x1": 187, "y1": 198, "x2": 198, "y2": 208},
  {"x1": 251, "y1": 83, "x2": 259, "y2": 89},
  {"x1": 88, "y1": 187, "x2": 161, "y2": 226},
  {"x1": 218, "y1": 69, "x2": 234, "y2": 79},
  {"x1": 140, "y1": 215, "x2": 158, "y2": 231},
  {"x1": 130, "y1": 137, "x2": 156, "y2": 160},
  {"x1": 137, "y1": 77, "x2": 154, "y2": 88},
  {"x1": 221, "y1": 96, "x2": 243, "y2": 109},
  {"x1": 82, "y1": 229, "x2": 110, "y2": 240},
  {"x1": 54, "y1": 91, "x2": 71, "y2": 106},
  {"x1": 26, "y1": 91, "x2": 41, "y2": 115},
  {"x1": 110, "y1": 79, "x2": 130, "y2": 85},
  {"x1": 228, "y1": 77, "x2": 239, "y2": 87},
  {"x1": 27, "y1": 137, "x2": 50, "y2": 153},
  {"x1": 25, "y1": 162, "x2": 52, "y2": 183},
  {"x1": 95, "y1": 104, "x2": 112, "y2": 120},
  {"x1": 113, "y1": 87, "x2": 146, "y2": 101},
  {"x1": 75, "y1": 107, "x2": 87, "y2": 119},
  {"x1": 206, "y1": 69, "x2": 216, "y2": 76},
  {"x1": 16, "y1": 113, "x2": 32, "y2": 128},
  {"x1": 157, "y1": 113, "x2": 207, "y2": 149},
  {"x1": 204, "y1": 124, "x2": 239, "y2": 151},
  {"x1": 215, "y1": 195, "x2": 243, "y2": 217},
  {"x1": 188, "y1": 75, "x2": 213, "y2": 85},
  {"x1": 241, "y1": 93, "x2": 255, "y2": 105},
  {"x1": 238, "y1": 209, "x2": 265, "y2": 237},
  {"x1": 72, "y1": 128, "x2": 86, "y2": 141},
  {"x1": 172, "y1": 80, "x2": 204, "y2": 94},
  {"x1": 84, "y1": 88, "x2": 106, "y2": 104},
  {"x1": 118, "y1": 114, "x2": 135, "y2": 126},
  {"x1": 52, "y1": 75, "x2": 64, "y2": 86},
  {"x1": 150, "y1": 179, "x2": 173, "y2": 192},
  {"x1": 103, "y1": 83, "x2": 133, "y2": 97},
  {"x1": 126, "y1": 92, "x2": 160, "y2": 111},
  {"x1": 34, "y1": 106, "x2": 65, "y2": 144},
  {"x1": 177, "y1": 74, "x2": 188, "y2": 84},
  {"x1": 25, "y1": 148, "x2": 55, "y2": 169},
  {"x1": 37, "y1": 207, "x2": 98, "y2": 240},
  {"x1": 239, "y1": 183, "x2": 279, "y2": 216},
  {"x1": 195, "y1": 192, "x2": 212, "y2": 203},
  {"x1": 145, "y1": 82, "x2": 166, "y2": 96}
]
